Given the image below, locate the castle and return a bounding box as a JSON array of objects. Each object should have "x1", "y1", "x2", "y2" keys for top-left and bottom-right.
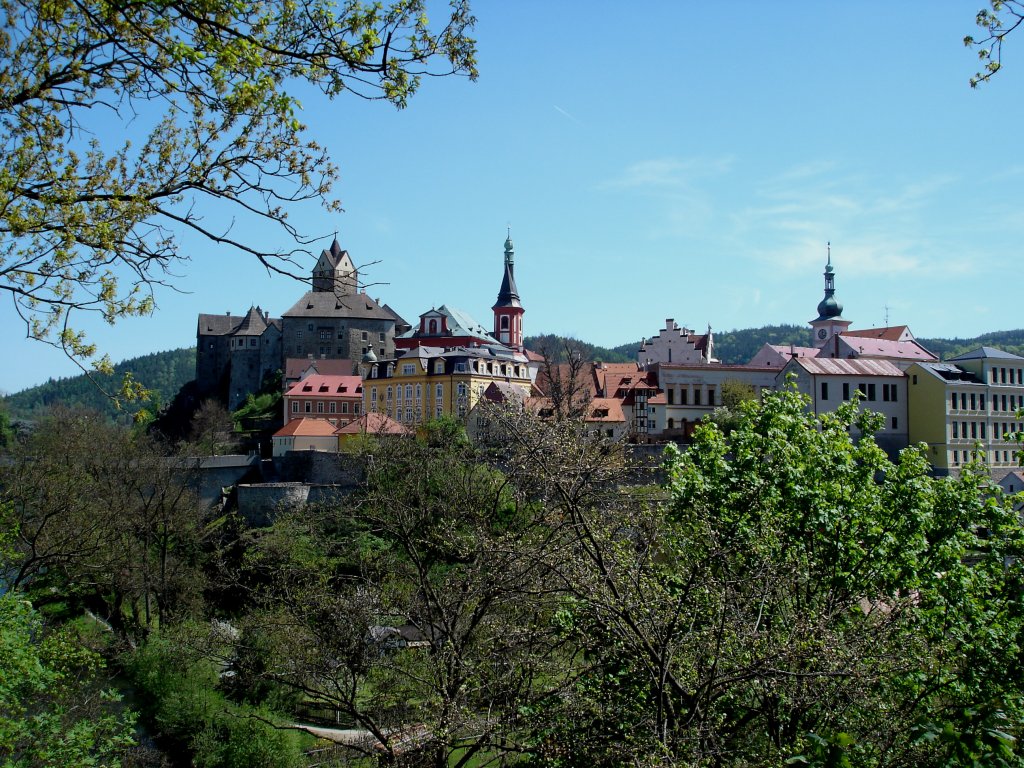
[{"x1": 195, "y1": 239, "x2": 408, "y2": 409}]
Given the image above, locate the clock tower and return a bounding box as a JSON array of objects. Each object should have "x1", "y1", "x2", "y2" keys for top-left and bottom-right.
[{"x1": 809, "y1": 244, "x2": 851, "y2": 356}]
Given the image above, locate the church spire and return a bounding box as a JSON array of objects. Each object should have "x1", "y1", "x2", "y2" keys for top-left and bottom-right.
[{"x1": 493, "y1": 230, "x2": 525, "y2": 351}]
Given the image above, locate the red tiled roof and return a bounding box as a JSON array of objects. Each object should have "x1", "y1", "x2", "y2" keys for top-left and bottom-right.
[
  {"x1": 286, "y1": 374, "x2": 363, "y2": 398},
  {"x1": 336, "y1": 412, "x2": 411, "y2": 435},
  {"x1": 284, "y1": 357, "x2": 355, "y2": 379},
  {"x1": 587, "y1": 398, "x2": 626, "y2": 423},
  {"x1": 844, "y1": 325, "x2": 910, "y2": 342}
]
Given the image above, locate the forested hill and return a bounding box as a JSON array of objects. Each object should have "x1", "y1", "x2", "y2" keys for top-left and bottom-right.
[
  {"x1": 6, "y1": 328, "x2": 1024, "y2": 422},
  {"x1": 4, "y1": 348, "x2": 196, "y2": 423},
  {"x1": 527, "y1": 327, "x2": 1024, "y2": 366}
]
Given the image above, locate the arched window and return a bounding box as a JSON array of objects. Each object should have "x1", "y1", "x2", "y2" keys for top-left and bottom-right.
[
  {"x1": 429, "y1": 318, "x2": 438, "y2": 334},
  {"x1": 500, "y1": 315, "x2": 509, "y2": 330}
]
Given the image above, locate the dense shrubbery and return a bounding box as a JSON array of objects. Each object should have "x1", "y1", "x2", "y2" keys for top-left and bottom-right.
[{"x1": 2, "y1": 399, "x2": 1023, "y2": 766}]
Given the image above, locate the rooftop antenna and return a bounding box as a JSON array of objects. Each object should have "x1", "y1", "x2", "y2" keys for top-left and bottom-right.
[{"x1": 884, "y1": 303, "x2": 890, "y2": 326}]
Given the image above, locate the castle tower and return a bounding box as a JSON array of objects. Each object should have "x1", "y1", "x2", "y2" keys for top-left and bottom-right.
[
  {"x1": 492, "y1": 231, "x2": 525, "y2": 351},
  {"x1": 312, "y1": 237, "x2": 358, "y2": 295},
  {"x1": 809, "y1": 243, "x2": 851, "y2": 355}
]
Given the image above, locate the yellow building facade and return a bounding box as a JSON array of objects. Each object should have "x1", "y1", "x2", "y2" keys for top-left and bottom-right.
[{"x1": 361, "y1": 344, "x2": 533, "y2": 427}]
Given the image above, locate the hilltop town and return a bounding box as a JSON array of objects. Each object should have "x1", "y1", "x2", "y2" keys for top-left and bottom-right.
[{"x1": 196, "y1": 233, "x2": 1024, "y2": 490}]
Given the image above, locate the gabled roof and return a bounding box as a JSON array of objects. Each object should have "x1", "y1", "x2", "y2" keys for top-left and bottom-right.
[
  {"x1": 198, "y1": 313, "x2": 243, "y2": 336},
  {"x1": 844, "y1": 325, "x2": 913, "y2": 342},
  {"x1": 284, "y1": 358, "x2": 354, "y2": 380},
  {"x1": 282, "y1": 290, "x2": 394, "y2": 320},
  {"x1": 786, "y1": 357, "x2": 904, "y2": 377},
  {"x1": 836, "y1": 335, "x2": 936, "y2": 362},
  {"x1": 273, "y1": 418, "x2": 339, "y2": 438},
  {"x1": 949, "y1": 346, "x2": 1024, "y2": 362},
  {"x1": 336, "y1": 412, "x2": 411, "y2": 436},
  {"x1": 285, "y1": 374, "x2": 363, "y2": 398}
]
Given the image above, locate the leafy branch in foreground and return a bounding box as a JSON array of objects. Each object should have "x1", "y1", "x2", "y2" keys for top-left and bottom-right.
[
  {"x1": 0, "y1": 0, "x2": 477, "y2": 372},
  {"x1": 965, "y1": 0, "x2": 1024, "y2": 86}
]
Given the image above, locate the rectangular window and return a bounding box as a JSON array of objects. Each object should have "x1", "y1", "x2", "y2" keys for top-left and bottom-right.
[
  {"x1": 329, "y1": 402, "x2": 336, "y2": 413},
  {"x1": 843, "y1": 383, "x2": 850, "y2": 401},
  {"x1": 354, "y1": 402, "x2": 360, "y2": 415},
  {"x1": 970, "y1": 393, "x2": 977, "y2": 410},
  {"x1": 912, "y1": 374, "x2": 918, "y2": 385},
  {"x1": 667, "y1": 389, "x2": 675, "y2": 405},
  {"x1": 971, "y1": 422, "x2": 978, "y2": 439},
  {"x1": 951, "y1": 392, "x2": 958, "y2": 410},
  {"x1": 434, "y1": 361, "x2": 444, "y2": 374},
  {"x1": 320, "y1": 329, "x2": 330, "y2": 341},
  {"x1": 981, "y1": 423, "x2": 987, "y2": 439},
  {"x1": 341, "y1": 402, "x2": 348, "y2": 414},
  {"x1": 291, "y1": 401, "x2": 299, "y2": 413},
  {"x1": 304, "y1": 401, "x2": 311, "y2": 413},
  {"x1": 297, "y1": 330, "x2": 303, "y2": 341},
  {"x1": 1002, "y1": 367, "x2": 1007, "y2": 384},
  {"x1": 952, "y1": 422, "x2": 959, "y2": 439},
  {"x1": 402, "y1": 364, "x2": 415, "y2": 375},
  {"x1": 980, "y1": 394, "x2": 985, "y2": 410},
  {"x1": 867, "y1": 383, "x2": 876, "y2": 402},
  {"x1": 316, "y1": 402, "x2": 324, "y2": 413},
  {"x1": 362, "y1": 331, "x2": 368, "y2": 342},
  {"x1": 993, "y1": 368, "x2": 999, "y2": 383},
  {"x1": 891, "y1": 416, "x2": 898, "y2": 430},
  {"x1": 405, "y1": 385, "x2": 413, "y2": 400},
  {"x1": 707, "y1": 386, "x2": 716, "y2": 406},
  {"x1": 370, "y1": 388, "x2": 377, "y2": 402},
  {"x1": 680, "y1": 389, "x2": 688, "y2": 405},
  {"x1": 821, "y1": 382, "x2": 829, "y2": 401},
  {"x1": 961, "y1": 393, "x2": 968, "y2": 410},
  {"x1": 379, "y1": 332, "x2": 386, "y2": 343},
  {"x1": 694, "y1": 389, "x2": 701, "y2": 406},
  {"x1": 415, "y1": 384, "x2": 422, "y2": 401}
]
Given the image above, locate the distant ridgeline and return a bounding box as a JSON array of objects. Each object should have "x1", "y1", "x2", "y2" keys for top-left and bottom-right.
[
  {"x1": 4, "y1": 348, "x2": 196, "y2": 423},
  {"x1": 7, "y1": 329, "x2": 1024, "y2": 423},
  {"x1": 524, "y1": 328, "x2": 1024, "y2": 366}
]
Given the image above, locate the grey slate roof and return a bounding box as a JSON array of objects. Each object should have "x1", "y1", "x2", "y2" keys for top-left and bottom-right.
[
  {"x1": 234, "y1": 306, "x2": 268, "y2": 336},
  {"x1": 949, "y1": 346, "x2": 1024, "y2": 362},
  {"x1": 913, "y1": 362, "x2": 982, "y2": 384},
  {"x1": 282, "y1": 290, "x2": 394, "y2": 320},
  {"x1": 198, "y1": 313, "x2": 244, "y2": 336},
  {"x1": 398, "y1": 305, "x2": 498, "y2": 344}
]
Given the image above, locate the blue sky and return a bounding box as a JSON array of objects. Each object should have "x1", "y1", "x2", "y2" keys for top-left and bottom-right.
[{"x1": 6, "y1": 1, "x2": 1023, "y2": 394}]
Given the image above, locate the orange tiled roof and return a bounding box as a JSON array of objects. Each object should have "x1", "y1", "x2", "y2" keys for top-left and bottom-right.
[{"x1": 273, "y1": 418, "x2": 339, "y2": 438}]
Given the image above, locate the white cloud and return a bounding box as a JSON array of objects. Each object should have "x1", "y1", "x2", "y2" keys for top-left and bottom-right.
[{"x1": 600, "y1": 156, "x2": 735, "y2": 190}]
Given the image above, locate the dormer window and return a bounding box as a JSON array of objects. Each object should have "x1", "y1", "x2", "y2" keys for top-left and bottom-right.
[{"x1": 429, "y1": 318, "x2": 438, "y2": 334}]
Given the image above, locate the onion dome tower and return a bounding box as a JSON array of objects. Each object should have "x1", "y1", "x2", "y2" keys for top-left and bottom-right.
[
  {"x1": 810, "y1": 243, "x2": 851, "y2": 354},
  {"x1": 492, "y1": 230, "x2": 525, "y2": 351}
]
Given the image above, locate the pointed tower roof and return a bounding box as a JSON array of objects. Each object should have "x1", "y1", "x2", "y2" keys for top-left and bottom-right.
[
  {"x1": 234, "y1": 305, "x2": 268, "y2": 336},
  {"x1": 493, "y1": 231, "x2": 521, "y2": 309}
]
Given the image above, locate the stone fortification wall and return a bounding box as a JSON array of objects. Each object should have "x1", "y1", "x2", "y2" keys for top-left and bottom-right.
[
  {"x1": 237, "y1": 482, "x2": 353, "y2": 527},
  {"x1": 273, "y1": 450, "x2": 366, "y2": 486},
  {"x1": 181, "y1": 455, "x2": 262, "y2": 509}
]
